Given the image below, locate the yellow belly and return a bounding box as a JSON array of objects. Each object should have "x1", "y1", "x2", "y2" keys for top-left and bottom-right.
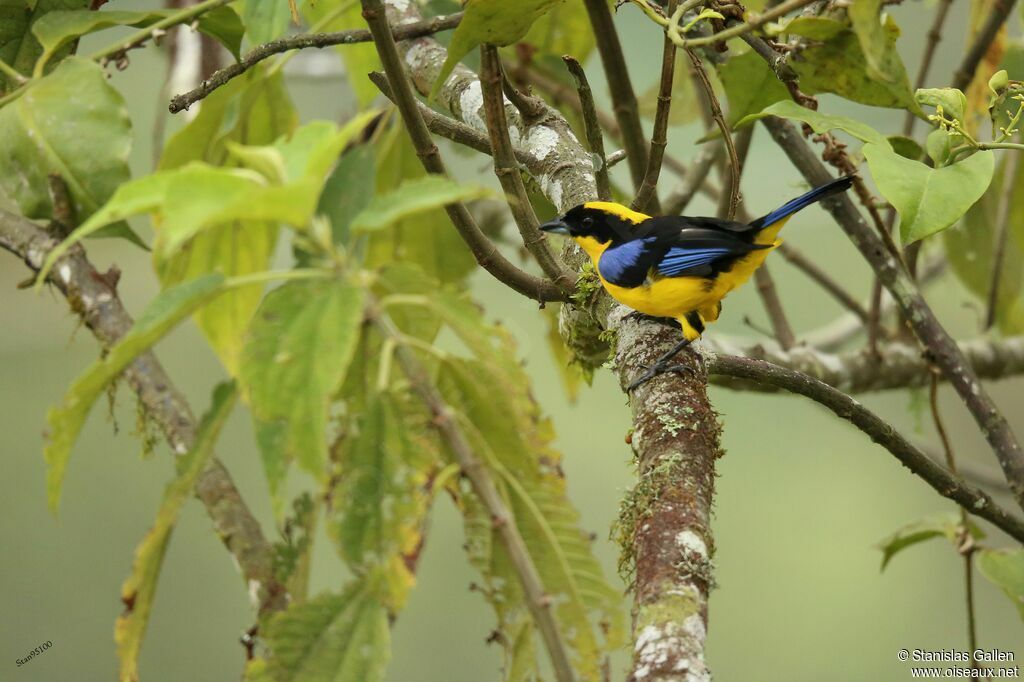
[{"x1": 574, "y1": 226, "x2": 784, "y2": 339}]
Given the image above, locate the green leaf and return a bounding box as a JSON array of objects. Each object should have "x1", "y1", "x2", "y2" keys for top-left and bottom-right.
[
  {"x1": 115, "y1": 382, "x2": 237, "y2": 682},
  {"x1": 330, "y1": 393, "x2": 437, "y2": 609},
  {"x1": 44, "y1": 274, "x2": 227, "y2": 513},
  {"x1": 31, "y1": 7, "x2": 245, "y2": 74},
  {"x1": 863, "y1": 143, "x2": 995, "y2": 243},
  {"x1": 638, "y1": 56, "x2": 701, "y2": 127},
  {"x1": 158, "y1": 67, "x2": 296, "y2": 373},
  {"x1": 351, "y1": 176, "x2": 491, "y2": 232},
  {"x1": 784, "y1": 16, "x2": 918, "y2": 111},
  {"x1": 432, "y1": 0, "x2": 561, "y2": 99},
  {"x1": 719, "y1": 48, "x2": 791, "y2": 126},
  {"x1": 517, "y1": 0, "x2": 594, "y2": 63},
  {"x1": 944, "y1": 155, "x2": 1024, "y2": 333},
  {"x1": 887, "y1": 135, "x2": 924, "y2": 161},
  {"x1": 736, "y1": 99, "x2": 891, "y2": 148},
  {"x1": 244, "y1": 0, "x2": 291, "y2": 45},
  {"x1": 916, "y1": 87, "x2": 968, "y2": 124},
  {"x1": 0, "y1": 57, "x2": 143, "y2": 244},
  {"x1": 876, "y1": 513, "x2": 983, "y2": 571},
  {"x1": 318, "y1": 143, "x2": 376, "y2": 247},
  {"x1": 240, "y1": 278, "x2": 366, "y2": 491},
  {"x1": 0, "y1": 0, "x2": 87, "y2": 90},
  {"x1": 925, "y1": 128, "x2": 955, "y2": 166},
  {"x1": 848, "y1": 0, "x2": 891, "y2": 83},
  {"x1": 255, "y1": 582, "x2": 390, "y2": 682},
  {"x1": 301, "y1": 0, "x2": 379, "y2": 106},
  {"x1": 977, "y1": 548, "x2": 1024, "y2": 621},
  {"x1": 365, "y1": 122, "x2": 476, "y2": 284}
]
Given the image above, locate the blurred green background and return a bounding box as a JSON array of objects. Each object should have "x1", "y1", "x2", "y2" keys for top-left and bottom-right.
[{"x1": 2, "y1": 2, "x2": 1023, "y2": 680}]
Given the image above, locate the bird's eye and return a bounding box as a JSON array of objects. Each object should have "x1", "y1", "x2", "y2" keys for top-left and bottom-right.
[{"x1": 582, "y1": 216, "x2": 594, "y2": 228}]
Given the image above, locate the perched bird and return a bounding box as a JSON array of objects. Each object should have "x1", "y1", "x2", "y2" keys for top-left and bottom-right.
[{"x1": 540, "y1": 175, "x2": 855, "y2": 390}]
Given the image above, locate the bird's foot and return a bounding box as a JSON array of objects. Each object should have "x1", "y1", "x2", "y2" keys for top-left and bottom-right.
[
  {"x1": 623, "y1": 311, "x2": 682, "y2": 330},
  {"x1": 627, "y1": 360, "x2": 696, "y2": 392}
]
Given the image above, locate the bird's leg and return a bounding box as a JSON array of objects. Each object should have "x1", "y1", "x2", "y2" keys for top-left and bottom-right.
[{"x1": 627, "y1": 337, "x2": 696, "y2": 391}]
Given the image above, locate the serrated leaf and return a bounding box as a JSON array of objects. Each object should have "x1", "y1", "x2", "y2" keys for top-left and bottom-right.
[
  {"x1": 876, "y1": 513, "x2": 983, "y2": 571},
  {"x1": 432, "y1": 0, "x2": 561, "y2": 99},
  {"x1": 351, "y1": 176, "x2": 492, "y2": 232},
  {"x1": 977, "y1": 548, "x2": 1024, "y2": 621},
  {"x1": 44, "y1": 274, "x2": 227, "y2": 513},
  {"x1": 719, "y1": 48, "x2": 791, "y2": 126},
  {"x1": 0, "y1": 57, "x2": 143, "y2": 245},
  {"x1": 330, "y1": 393, "x2": 437, "y2": 609},
  {"x1": 254, "y1": 583, "x2": 390, "y2": 682},
  {"x1": 944, "y1": 155, "x2": 1024, "y2": 333},
  {"x1": 116, "y1": 382, "x2": 237, "y2": 682},
  {"x1": 784, "y1": 15, "x2": 918, "y2": 111},
  {"x1": 864, "y1": 143, "x2": 994, "y2": 243},
  {"x1": 240, "y1": 278, "x2": 366, "y2": 491},
  {"x1": 0, "y1": 0, "x2": 87, "y2": 90},
  {"x1": 301, "y1": 0, "x2": 379, "y2": 106},
  {"x1": 737, "y1": 99, "x2": 890, "y2": 148}
]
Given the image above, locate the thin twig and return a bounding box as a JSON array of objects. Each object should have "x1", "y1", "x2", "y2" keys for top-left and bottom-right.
[
  {"x1": 776, "y1": 244, "x2": 869, "y2": 322},
  {"x1": 986, "y1": 147, "x2": 1020, "y2": 330},
  {"x1": 903, "y1": 0, "x2": 953, "y2": 136},
  {"x1": 479, "y1": 45, "x2": 574, "y2": 288},
  {"x1": 631, "y1": 0, "x2": 677, "y2": 213},
  {"x1": 169, "y1": 12, "x2": 463, "y2": 112},
  {"x1": 368, "y1": 299, "x2": 577, "y2": 682},
  {"x1": 754, "y1": 266, "x2": 797, "y2": 349},
  {"x1": 89, "y1": 0, "x2": 233, "y2": 65},
  {"x1": 360, "y1": 0, "x2": 570, "y2": 303},
  {"x1": 687, "y1": 49, "x2": 739, "y2": 218},
  {"x1": 563, "y1": 57, "x2": 612, "y2": 202},
  {"x1": 952, "y1": 0, "x2": 1020, "y2": 91},
  {"x1": 584, "y1": 0, "x2": 650, "y2": 194},
  {"x1": 708, "y1": 354, "x2": 1024, "y2": 544},
  {"x1": 762, "y1": 116, "x2": 1024, "y2": 513},
  {"x1": 637, "y1": 0, "x2": 820, "y2": 48}
]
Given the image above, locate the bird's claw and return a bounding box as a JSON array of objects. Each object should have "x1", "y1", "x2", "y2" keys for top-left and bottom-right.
[{"x1": 627, "y1": 360, "x2": 696, "y2": 392}]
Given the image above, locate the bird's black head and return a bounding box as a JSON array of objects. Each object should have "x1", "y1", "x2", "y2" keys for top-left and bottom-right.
[{"x1": 540, "y1": 202, "x2": 646, "y2": 246}]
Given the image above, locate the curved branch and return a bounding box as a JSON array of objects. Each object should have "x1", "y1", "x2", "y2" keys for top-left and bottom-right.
[
  {"x1": 360, "y1": 0, "x2": 570, "y2": 303},
  {"x1": 761, "y1": 116, "x2": 1024, "y2": 513},
  {"x1": 0, "y1": 209, "x2": 287, "y2": 616},
  {"x1": 169, "y1": 12, "x2": 464, "y2": 113},
  {"x1": 708, "y1": 354, "x2": 1024, "y2": 544}
]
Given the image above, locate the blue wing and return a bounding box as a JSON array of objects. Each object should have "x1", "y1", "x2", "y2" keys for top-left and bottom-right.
[
  {"x1": 598, "y1": 237, "x2": 660, "y2": 286},
  {"x1": 656, "y1": 246, "x2": 733, "y2": 277}
]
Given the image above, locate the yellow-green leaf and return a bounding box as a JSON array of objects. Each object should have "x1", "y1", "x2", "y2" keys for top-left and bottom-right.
[
  {"x1": 719, "y1": 48, "x2": 791, "y2": 126},
  {"x1": 432, "y1": 0, "x2": 561, "y2": 99},
  {"x1": 240, "y1": 278, "x2": 366, "y2": 490},
  {"x1": 737, "y1": 99, "x2": 891, "y2": 148},
  {"x1": 351, "y1": 176, "x2": 492, "y2": 233},
  {"x1": 977, "y1": 548, "x2": 1024, "y2": 621},
  {"x1": 0, "y1": 0, "x2": 87, "y2": 90},
  {"x1": 863, "y1": 144, "x2": 995, "y2": 243},
  {"x1": 115, "y1": 382, "x2": 237, "y2": 682},
  {"x1": 44, "y1": 274, "x2": 227, "y2": 513},
  {"x1": 302, "y1": 0, "x2": 380, "y2": 106},
  {"x1": 875, "y1": 513, "x2": 982, "y2": 571},
  {"x1": 253, "y1": 582, "x2": 390, "y2": 682}
]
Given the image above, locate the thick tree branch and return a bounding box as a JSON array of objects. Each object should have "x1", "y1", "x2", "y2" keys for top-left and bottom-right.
[
  {"x1": 704, "y1": 335, "x2": 1024, "y2": 394},
  {"x1": 761, "y1": 116, "x2": 1024, "y2": 511},
  {"x1": 0, "y1": 210, "x2": 287, "y2": 616},
  {"x1": 708, "y1": 354, "x2": 1024, "y2": 544},
  {"x1": 169, "y1": 12, "x2": 464, "y2": 113},
  {"x1": 360, "y1": 0, "x2": 570, "y2": 303}
]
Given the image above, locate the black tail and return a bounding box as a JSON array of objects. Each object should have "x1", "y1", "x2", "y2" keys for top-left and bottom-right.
[{"x1": 750, "y1": 176, "x2": 855, "y2": 229}]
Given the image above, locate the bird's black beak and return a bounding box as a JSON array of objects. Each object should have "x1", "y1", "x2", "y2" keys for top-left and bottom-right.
[{"x1": 540, "y1": 218, "x2": 570, "y2": 236}]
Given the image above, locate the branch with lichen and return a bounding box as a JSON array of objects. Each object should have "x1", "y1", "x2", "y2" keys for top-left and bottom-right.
[{"x1": 0, "y1": 209, "x2": 287, "y2": 617}]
